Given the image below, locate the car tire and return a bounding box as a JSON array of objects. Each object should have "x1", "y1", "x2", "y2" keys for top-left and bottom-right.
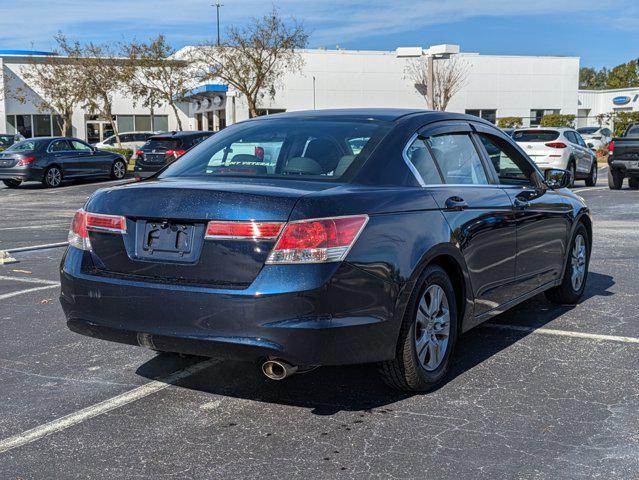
[
  {"x1": 629, "y1": 177, "x2": 639, "y2": 189},
  {"x1": 42, "y1": 166, "x2": 63, "y2": 188},
  {"x1": 608, "y1": 169, "x2": 624, "y2": 190},
  {"x1": 111, "y1": 158, "x2": 127, "y2": 180},
  {"x1": 379, "y1": 265, "x2": 458, "y2": 392},
  {"x1": 545, "y1": 223, "x2": 589, "y2": 305},
  {"x1": 585, "y1": 162, "x2": 597, "y2": 187},
  {"x1": 2, "y1": 179, "x2": 22, "y2": 188}
]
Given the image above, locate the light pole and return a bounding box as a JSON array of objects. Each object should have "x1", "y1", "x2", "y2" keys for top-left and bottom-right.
[{"x1": 213, "y1": 3, "x2": 223, "y2": 46}]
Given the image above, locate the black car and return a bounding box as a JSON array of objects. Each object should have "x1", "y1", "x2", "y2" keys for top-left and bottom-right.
[
  {"x1": 607, "y1": 123, "x2": 639, "y2": 189},
  {"x1": 0, "y1": 137, "x2": 127, "y2": 188},
  {"x1": 133, "y1": 131, "x2": 214, "y2": 180},
  {"x1": 61, "y1": 109, "x2": 591, "y2": 391}
]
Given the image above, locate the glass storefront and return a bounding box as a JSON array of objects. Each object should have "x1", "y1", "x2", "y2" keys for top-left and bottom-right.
[{"x1": 6, "y1": 114, "x2": 62, "y2": 137}]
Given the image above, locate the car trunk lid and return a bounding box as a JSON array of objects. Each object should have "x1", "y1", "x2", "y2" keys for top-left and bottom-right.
[{"x1": 84, "y1": 178, "x2": 335, "y2": 287}]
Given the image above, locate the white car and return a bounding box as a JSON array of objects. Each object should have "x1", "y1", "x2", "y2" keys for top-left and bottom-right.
[
  {"x1": 513, "y1": 128, "x2": 597, "y2": 186},
  {"x1": 93, "y1": 132, "x2": 156, "y2": 151},
  {"x1": 576, "y1": 126, "x2": 612, "y2": 151}
]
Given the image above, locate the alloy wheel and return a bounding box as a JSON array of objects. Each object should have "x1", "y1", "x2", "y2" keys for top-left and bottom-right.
[
  {"x1": 113, "y1": 161, "x2": 126, "y2": 179},
  {"x1": 414, "y1": 284, "x2": 450, "y2": 371},
  {"x1": 46, "y1": 168, "x2": 62, "y2": 187},
  {"x1": 571, "y1": 234, "x2": 587, "y2": 291}
]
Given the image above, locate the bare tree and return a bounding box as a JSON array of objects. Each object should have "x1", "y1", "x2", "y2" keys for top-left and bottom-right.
[
  {"x1": 192, "y1": 8, "x2": 308, "y2": 118},
  {"x1": 406, "y1": 56, "x2": 469, "y2": 111},
  {"x1": 58, "y1": 36, "x2": 130, "y2": 147},
  {"x1": 122, "y1": 34, "x2": 195, "y2": 131},
  {"x1": 14, "y1": 35, "x2": 82, "y2": 136}
]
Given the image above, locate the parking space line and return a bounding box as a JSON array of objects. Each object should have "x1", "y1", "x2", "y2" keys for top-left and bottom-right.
[
  {"x1": 0, "y1": 359, "x2": 217, "y2": 454},
  {"x1": 0, "y1": 285, "x2": 59, "y2": 301},
  {"x1": 484, "y1": 323, "x2": 639, "y2": 344},
  {"x1": 0, "y1": 275, "x2": 61, "y2": 286},
  {"x1": 572, "y1": 186, "x2": 608, "y2": 193}
]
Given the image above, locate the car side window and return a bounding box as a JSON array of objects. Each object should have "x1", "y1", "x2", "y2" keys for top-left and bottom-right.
[
  {"x1": 426, "y1": 134, "x2": 489, "y2": 185},
  {"x1": 49, "y1": 140, "x2": 71, "y2": 152},
  {"x1": 575, "y1": 133, "x2": 588, "y2": 148},
  {"x1": 120, "y1": 134, "x2": 133, "y2": 143},
  {"x1": 564, "y1": 131, "x2": 577, "y2": 144},
  {"x1": 477, "y1": 134, "x2": 533, "y2": 186},
  {"x1": 71, "y1": 140, "x2": 93, "y2": 152},
  {"x1": 404, "y1": 137, "x2": 442, "y2": 185}
]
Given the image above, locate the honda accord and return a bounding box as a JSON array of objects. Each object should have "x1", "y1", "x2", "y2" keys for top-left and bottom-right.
[{"x1": 60, "y1": 109, "x2": 592, "y2": 391}]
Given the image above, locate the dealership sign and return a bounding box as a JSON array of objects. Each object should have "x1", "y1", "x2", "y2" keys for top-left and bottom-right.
[{"x1": 613, "y1": 96, "x2": 631, "y2": 105}]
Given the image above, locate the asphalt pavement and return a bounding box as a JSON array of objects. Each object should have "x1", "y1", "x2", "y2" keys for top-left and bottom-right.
[{"x1": 0, "y1": 171, "x2": 637, "y2": 479}]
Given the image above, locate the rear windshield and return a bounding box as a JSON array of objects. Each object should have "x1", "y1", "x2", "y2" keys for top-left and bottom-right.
[
  {"x1": 577, "y1": 127, "x2": 599, "y2": 135},
  {"x1": 512, "y1": 130, "x2": 560, "y2": 142},
  {"x1": 4, "y1": 140, "x2": 36, "y2": 152},
  {"x1": 143, "y1": 138, "x2": 180, "y2": 150},
  {"x1": 159, "y1": 118, "x2": 390, "y2": 181},
  {"x1": 0, "y1": 135, "x2": 14, "y2": 147},
  {"x1": 625, "y1": 125, "x2": 639, "y2": 137}
]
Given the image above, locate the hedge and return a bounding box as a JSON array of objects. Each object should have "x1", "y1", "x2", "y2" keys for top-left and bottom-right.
[
  {"x1": 539, "y1": 114, "x2": 575, "y2": 128},
  {"x1": 496, "y1": 117, "x2": 523, "y2": 129}
]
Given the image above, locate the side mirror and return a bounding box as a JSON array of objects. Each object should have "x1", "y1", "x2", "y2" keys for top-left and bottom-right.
[{"x1": 544, "y1": 168, "x2": 571, "y2": 189}]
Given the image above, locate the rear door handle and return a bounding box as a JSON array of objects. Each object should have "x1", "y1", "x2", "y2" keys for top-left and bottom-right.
[{"x1": 444, "y1": 196, "x2": 468, "y2": 211}]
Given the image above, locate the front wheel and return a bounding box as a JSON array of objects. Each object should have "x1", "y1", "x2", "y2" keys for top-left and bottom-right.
[
  {"x1": 608, "y1": 169, "x2": 624, "y2": 190},
  {"x1": 585, "y1": 162, "x2": 597, "y2": 186},
  {"x1": 545, "y1": 223, "x2": 589, "y2": 305},
  {"x1": 42, "y1": 166, "x2": 63, "y2": 188},
  {"x1": 379, "y1": 265, "x2": 458, "y2": 392},
  {"x1": 110, "y1": 159, "x2": 127, "y2": 180},
  {"x1": 2, "y1": 179, "x2": 22, "y2": 188}
]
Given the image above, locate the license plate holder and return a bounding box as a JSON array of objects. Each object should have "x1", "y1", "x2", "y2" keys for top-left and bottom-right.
[{"x1": 133, "y1": 220, "x2": 203, "y2": 263}]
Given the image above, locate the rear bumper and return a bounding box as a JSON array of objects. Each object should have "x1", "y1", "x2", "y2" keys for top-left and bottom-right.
[
  {"x1": 0, "y1": 166, "x2": 42, "y2": 182},
  {"x1": 609, "y1": 158, "x2": 639, "y2": 175},
  {"x1": 133, "y1": 163, "x2": 163, "y2": 179},
  {"x1": 530, "y1": 154, "x2": 568, "y2": 171},
  {"x1": 60, "y1": 247, "x2": 400, "y2": 366}
]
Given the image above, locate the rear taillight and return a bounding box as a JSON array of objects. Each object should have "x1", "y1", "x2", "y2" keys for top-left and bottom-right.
[
  {"x1": 205, "y1": 221, "x2": 284, "y2": 240},
  {"x1": 135, "y1": 149, "x2": 144, "y2": 157},
  {"x1": 266, "y1": 215, "x2": 369, "y2": 264},
  {"x1": 545, "y1": 142, "x2": 567, "y2": 149},
  {"x1": 608, "y1": 140, "x2": 614, "y2": 153},
  {"x1": 166, "y1": 149, "x2": 186, "y2": 158},
  {"x1": 68, "y1": 209, "x2": 126, "y2": 251},
  {"x1": 17, "y1": 155, "x2": 36, "y2": 166}
]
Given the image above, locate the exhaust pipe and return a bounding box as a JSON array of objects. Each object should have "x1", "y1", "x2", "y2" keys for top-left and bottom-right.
[{"x1": 262, "y1": 359, "x2": 298, "y2": 380}]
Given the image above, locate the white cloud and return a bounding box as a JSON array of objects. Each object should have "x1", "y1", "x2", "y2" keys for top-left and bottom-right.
[{"x1": 0, "y1": 0, "x2": 635, "y2": 50}]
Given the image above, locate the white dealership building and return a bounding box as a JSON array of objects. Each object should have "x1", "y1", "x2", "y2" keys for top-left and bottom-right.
[{"x1": 0, "y1": 45, "x2": 586, "y2": 144}]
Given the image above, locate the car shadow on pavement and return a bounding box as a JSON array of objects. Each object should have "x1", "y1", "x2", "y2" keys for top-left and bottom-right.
[{"x1": 135, "y1": 271, "x2": 615, "y2": 415}]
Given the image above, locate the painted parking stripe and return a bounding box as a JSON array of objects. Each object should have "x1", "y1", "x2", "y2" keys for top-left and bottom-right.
[
  {"x1": 0, "y1": 359, "x2": 217, "y2": 454},
  {"x1": 0, "y1": 275, "x2": 61, "y2": 286},
  {"x1": 484, "y1": 323, "x2": 639, "y2": 344},
  {"x1": 572, "y1": 186, "x2": 609, "y2": 193},
  {"x1": 0, "y1": 284, "x2": 59, "y2": 301}
]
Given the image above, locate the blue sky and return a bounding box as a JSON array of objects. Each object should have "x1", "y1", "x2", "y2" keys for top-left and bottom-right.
[{"x1": 0, "y1": 0, "x2": 637, "y2": 68}]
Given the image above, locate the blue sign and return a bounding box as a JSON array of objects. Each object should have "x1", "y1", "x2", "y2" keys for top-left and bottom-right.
[{"x1": 613, "y1": 96, "x2": 631, "y2": 105}]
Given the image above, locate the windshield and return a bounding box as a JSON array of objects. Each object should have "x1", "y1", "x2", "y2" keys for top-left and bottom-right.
[
  {"x1": 0, "y1": 135, "x2": 14, "y2": 148},
  {"x1": 577, "y1": 127, "x2": 599, "y2": 135},
  {"x1": 626, "y1": 125, "x2": 639, "y2": 137},
  {"x1": 159, "y1": 118, "x2": 390, "y2": 181},
  {"x1": 4, "y1": 140, "x2": 36, "y2": 152},
  {"x1": 512, "y1": 130, "x2": 560, "y2": 142},
  {"x1": 143, "y1": 138, "x2": 180, "y2": 150}
]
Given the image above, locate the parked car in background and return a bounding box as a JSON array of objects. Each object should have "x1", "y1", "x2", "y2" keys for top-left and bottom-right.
[
  {"x1": 93, "y1": 131, "x2": 156, "y2": 151},
  {"x1": 0, "y1": 133, "x2": 25, "y2": 151},
  {"x1": 608, "y1": 123, "x2": 639, "y2": 189},
  {"x1": 500, "y1": 128, "x2": 515, "y2": 137},
  {"x1": 0, "y1": 137, "x2": 127, "y2": 188},
  {"x1": 61, "y1": 109, "x2": 592, "y2": 392},
  {"x1": 133, "y1": 131, "x2": 214, "y2": 180},
  {"x1": 577, "y1": 126, "x2": 612, "y2": 150},
  {"x1": 513, "y1": 127, "x2": 597, "y2": 186}
]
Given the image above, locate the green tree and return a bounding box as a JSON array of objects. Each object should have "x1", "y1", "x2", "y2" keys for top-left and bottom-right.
[
  {"x1": 606, "y1": 60, "x2": 639, "y2": 88},
  {"x1": 540, "y1": 114, "x2": 575, "y2": 128},
  {"x1": 579, "y1": 66, "x2": 608, "y2": 89},
  {"x1": 497, "y1": 117, "x2": 523, "y2": 128}
]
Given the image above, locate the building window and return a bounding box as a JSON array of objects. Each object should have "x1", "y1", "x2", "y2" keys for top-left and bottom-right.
[
  {"x1": 7, "y1": 113, "x2": 67, "y2": 137},
  {"x1": 255, "y1": 108, "x2": 286, "y2": 117},
  {"x1": 530, "y1": 109, "x2": 560, "y2": 126},
  {"x1": 153, "y1": 116, "x2": 168, "y2": 132},
  {"x1": 34, "y1": 115, "x2": 52, "y2": 137},
  {"x1": 117, "y1": 115, "x2": 135, "y2": 133},
  {"x1": 465, "y1": 109, "x2": 497, "y2": 124}
]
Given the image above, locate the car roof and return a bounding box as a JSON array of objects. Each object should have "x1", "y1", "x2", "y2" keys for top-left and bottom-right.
[{"x1": 150, "y1": 131, "x2": 213, "y2": 139}]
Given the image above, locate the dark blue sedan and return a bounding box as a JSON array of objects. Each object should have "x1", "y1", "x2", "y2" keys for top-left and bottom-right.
[
  {"x1": 0, "y1": 137, "x2": 127, "y2": 188},
  {"x1": 60, "y1": 109, "x2": 591, "y2": 391}
]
